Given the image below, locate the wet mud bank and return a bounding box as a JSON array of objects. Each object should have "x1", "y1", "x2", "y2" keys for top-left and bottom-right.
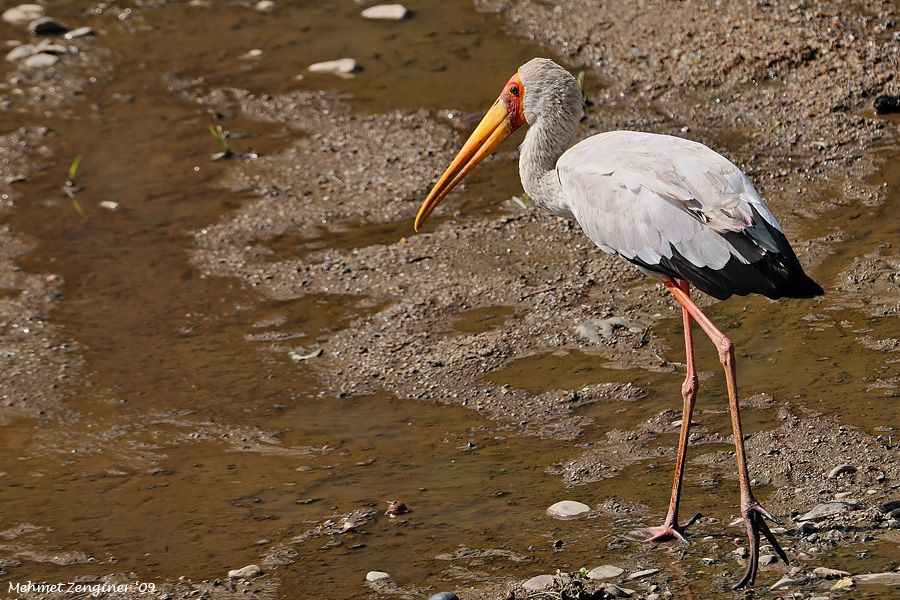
[{"x1": 0, "y1": 1, "x2": 897, "y2": 599}]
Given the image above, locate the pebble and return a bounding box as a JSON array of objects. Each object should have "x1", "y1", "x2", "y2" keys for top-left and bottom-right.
[
  {"x1": 99, "y1": 201, "x2": 120, "y2": 211},
  {"x1": 587, "y1": 565, "x2": 624, "y2": 579},
  {"x1": 361, "y1": 4, "x2": 409, "y2": 20},
  {"x1": 240, "y1": 49, "x2": 264, "y2": 60},
  {"x1": 796, "y1": 501, "x2": 853, "y2": 521},
  {"x1": 6, "y1": 44, "x2": 36, "y2": 62},
  {"x1": 28, "y1": 17, "x2": 69, "y2": 36},
  {"x1": 2, "y1": 4, "x2": 44, "y2": 27},
  {"x1": 854, "y1": 572, "x2": 900, "y2": 586},
  {"x1": 64, "y1": 26, "x2": 96, "y2": 40},
  {"x1": 874, "y1": 94, "x2": 900, "y2": 115},
  {"x1": 307, "y1": 58, "x2": 357, "y2": 75},
  {"x1": 626, "y1": 568, "x2": 659, "y2": 581},
  {"x1": 546, "y1": 500, "x2": 591, "y2": 519},
  {"x1": 254, "y1": 0, "x2": 276, "y2": 12},
  {"x1": 827, "y1": 464, "x2": 856, "y2": 478},
  {"x1": 770, "y1": 576, "x2": 801, "y2": 591},
  {"x1": 522, "y1": 574, "x2": 555, "y2": 591},
  {"x1": 365, "y1": 571, "x2": 390, "y2": 582},
  {"x1": 228, "y1": 564, "x2": 263, "y2": 579},
  {"x1": 813, "y1": 566, "x2": 850, "y2": 579},
  {"x1": 22, "y1": 52, "x2": 58, "y2": 68},
  {"x1": 426, "y1": 594, "x2": 459, "y2": 600},
  {"x1": 602, "y1": 584, "x2": 636, "y2": 598},
  {"x1": 758, "y1": 554, "x2": 778, "y2": 566}
]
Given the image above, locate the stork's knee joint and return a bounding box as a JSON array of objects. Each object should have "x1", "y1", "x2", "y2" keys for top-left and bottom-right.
[
  {"x1": 681, "y1": 374, "x2": 699, "y2": 399},
  {"x1": 717, "y1": 336, "x2": 734, "y2": 365}
]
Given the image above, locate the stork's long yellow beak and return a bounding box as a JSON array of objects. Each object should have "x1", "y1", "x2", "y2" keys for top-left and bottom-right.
[{"x1": 414, "y1": 76, "x2": 525, "y2": 231}]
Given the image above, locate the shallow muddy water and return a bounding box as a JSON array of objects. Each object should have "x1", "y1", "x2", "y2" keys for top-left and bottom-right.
[{"x1": 0, "y1": 1, "x2": 897, "y2": 600}]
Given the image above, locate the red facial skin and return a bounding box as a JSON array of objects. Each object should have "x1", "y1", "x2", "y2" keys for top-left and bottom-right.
[{"x1": 500, "y1": 73, "x2": 527, "y2": 129}]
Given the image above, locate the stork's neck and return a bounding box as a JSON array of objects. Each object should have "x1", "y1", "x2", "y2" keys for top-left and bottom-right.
[{"x1": 519, "y1": 114, "x2": 579, "y2": 218}]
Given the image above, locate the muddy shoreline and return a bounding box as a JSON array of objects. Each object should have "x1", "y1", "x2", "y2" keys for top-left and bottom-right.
[{"x1": 0, "y1": 1, "x2": 897, "y2": 599}]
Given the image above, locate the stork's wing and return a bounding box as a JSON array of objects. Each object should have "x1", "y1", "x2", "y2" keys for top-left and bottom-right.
[{"x1": 557, "y1": 131, "x2": 822, "y2": 300}]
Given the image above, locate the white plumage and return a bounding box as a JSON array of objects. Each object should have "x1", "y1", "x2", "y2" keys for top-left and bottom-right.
[{"x1": 557, "y1": 130, "x2": 782, "y2": 271}]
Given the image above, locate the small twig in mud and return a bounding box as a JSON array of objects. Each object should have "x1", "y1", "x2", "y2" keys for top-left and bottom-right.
[
  {"x1": 62, "y1": 154, "x2": 83, "y2": 199},
  {"x1": 512, "y1": 194, "x2": 532, "y2": 210},
  {"x1": 208, "y1": 124, "x2": 234, "y2": 160},
  {"x1": 519, "y1": 286, "x2": 557, "y2": 301},
  {"x1": 576, "y1": 70, "x2": 586, "y2": 89},
  {"x1": 71, "y1": 198, "x2": 85, "y2": 219}
]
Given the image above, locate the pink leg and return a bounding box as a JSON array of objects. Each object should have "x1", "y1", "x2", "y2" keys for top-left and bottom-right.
[
  {"x1": 646, "y1": 280, "x2": 702, "y2": 544},
  {"x1": 664, "y1": 281, "x2": 788, "y2": 589}
]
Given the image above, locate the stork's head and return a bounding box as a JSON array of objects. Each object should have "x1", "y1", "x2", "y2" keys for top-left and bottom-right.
[{"x1": 414, "y1": 58, "x2": 582, "y2": 231}]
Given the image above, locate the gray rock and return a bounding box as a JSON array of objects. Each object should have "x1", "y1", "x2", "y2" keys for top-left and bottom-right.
[
  {"x1": 22, "y1": 52, "x2": 58, "y2": 68},
  {"x1": 546, "y1": 500, "x2": 591, "y2": 519},
  {"x1": 228, "y1": 564, "x2": 263, "y2": 579},
  {"x1": 522, "y1": 574, "x2": 555, "y2": 591},
  {"x1": 854, "y1": 572, "x2": 900, "y2": 586},
  {"x1": 365, "y1": 571, "x2": 390, "y2": 582},
  {"x1": 426, "y1": 594, "x2": 459, "y2": 600},
  {"x1": 99, "y1": 201, "x2": 120, "y2": 211},
  {"x1": 813, "y1": 566, "x2": 850, "y2": 579},
  {"x1": 2, "y1": 4, "x2": 44, "y2": 27},
  {"x1": 827, "y1": 464, "x2": 857, "y2": 478},
  {"x1": 796, "y1": 502, "x2": 853, "y2": 521},
  {"x1": 587, "y1": 565, "x2": 624, "y2": 580},
  {"x1": 758, "y1": 554, "x2": 778, "y2": 566},
  {"x1": 575, "y1": 317, "x2": 629, "y2": 343},
  {"x1": 6, "y1": 44, "x2": 36, "y2": 62},
  {"x1": 254, "y1": 1, "x2": 276, "y2": 12},
  {"x1": 769, "y1": 576, "x2": 801, "y2": 591},
  {"x1": 601, "y1": 584, "x2": 635, "y2": 598},
  {"x1": 361, "y1": 4, "x2": 409, "y2": 20},
  {"x1": 64, "y1": 26, "x2": 96, "y2": 40},
  {"x1": 626, "y1": 568, "x2": 660, "y2": 581},
  {"x1": 28, "y1": 17, "x2": 69, "y2": 35},
  {"x1": 307, "y1": 58, "x2": 357, "y2": 75}
]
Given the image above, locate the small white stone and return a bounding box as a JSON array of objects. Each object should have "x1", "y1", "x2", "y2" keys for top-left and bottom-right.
[
  {"x1": 2, "y1": 4, "x2": 45, "y2": 27},
  {"x1": 99, "y1": 201, "x2": 119, "y2": 211},
  {"x1": 65, "y1": 26, "x2": 96, "y2": 40},
  {"x1": 22, "y1": 52, "x2": 58, "y2": 68},
  {"x1": 228, "y1": 564, "x2": 263, "y2": 579},
  {"x1": 6, "y1": 43, "x2": 36, "y2": 62},
  {"x1": 546, "y1": 500, "x2": 591, "y2": 519},
  {"x1": 307, "y1": 58, "x2": 357, "y2": 75},
  {"x1": 770, "y1": 576, "x2": 800, "y2": 591},
  {"x1": 587, "y1": 565, "x2": 624, "y2": 580},
  {"x1": 361, "y1": 4, "x2": 409, "y2": 20},
  {"x1": 254, "y1": 0, "x2": 276, "y2": 12},
  {"x1": 241, "y1": 49, "x2": 264, "y2": 60},
  {"x1": 522, "y1": 574, "x2": 555, "y2": 591},
  {"x1": 365, "y1": 571, "x2": 390, "y2": 582}
]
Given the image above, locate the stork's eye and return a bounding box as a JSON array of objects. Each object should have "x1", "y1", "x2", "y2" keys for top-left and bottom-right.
[{"x1": 509, "y1": 85, "x2": 519, "y2": 96}]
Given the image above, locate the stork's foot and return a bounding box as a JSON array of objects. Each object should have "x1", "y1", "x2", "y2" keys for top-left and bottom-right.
[
  {"x1": 733, "y1": 501, "x2": 789, "y2": 590},
  {"x1": 645, "y1": 513, "x2": 703, "y2": 545}
]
